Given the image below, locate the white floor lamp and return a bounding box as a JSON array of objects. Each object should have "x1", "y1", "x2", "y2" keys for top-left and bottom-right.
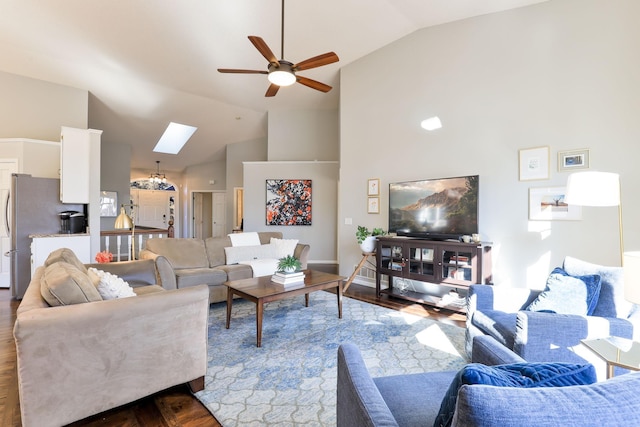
[{"x1": 565, "y1": 171, "x2": 623, "y2": 266}]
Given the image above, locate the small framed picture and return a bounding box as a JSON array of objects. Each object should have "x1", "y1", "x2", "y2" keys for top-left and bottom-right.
[
  {"x1": 529, "y1": 186, "x2": 582, "y2": 221},
  {"x1": 367, "y1": 178, "x2": 380, "y2": 196},
  {"x1": 367, "y1": 197, "x2": 380, "y2": 214},
  {"x1": 558, "y1": 148, "x2": 590, "y2": 172},
  {"x1": 99, "y1": 191, "x2": 118, "y2": 217},
  {"x1": 519, "y1": 146, "x2": 550, "y2": 181}
]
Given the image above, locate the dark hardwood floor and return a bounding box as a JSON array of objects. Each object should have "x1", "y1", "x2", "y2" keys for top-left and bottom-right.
[{"x1": 0, "y1": 282, "x2": 464, "y2": 426}]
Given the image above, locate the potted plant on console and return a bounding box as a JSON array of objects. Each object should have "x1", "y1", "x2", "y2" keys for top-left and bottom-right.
[{"x1": 356, "y1": 226, "x2": 385, "y2": 253}]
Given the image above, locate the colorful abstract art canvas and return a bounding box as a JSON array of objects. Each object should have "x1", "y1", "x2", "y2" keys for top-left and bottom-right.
[{"x1": 266, "y1": 179, "x2": 312, "y2": 225}]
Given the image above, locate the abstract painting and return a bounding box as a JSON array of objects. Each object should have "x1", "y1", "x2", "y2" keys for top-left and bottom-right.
[{"x1": 266, "y1": 179, "x2": 312, "y2": 225}]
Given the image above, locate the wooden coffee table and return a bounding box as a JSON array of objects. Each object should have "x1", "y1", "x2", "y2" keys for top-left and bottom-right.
[{"x1": 224, "y1": 269, "x2": 344, "y2": 347}]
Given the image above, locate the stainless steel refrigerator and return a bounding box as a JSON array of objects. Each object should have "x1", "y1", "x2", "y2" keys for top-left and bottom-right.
[{"x1": 6, "y1": 174, "x2": 83, "y2": 299}]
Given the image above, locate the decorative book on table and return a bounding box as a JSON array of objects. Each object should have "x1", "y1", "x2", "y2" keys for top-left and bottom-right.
[{"x1": 271, "y1": 271, "x2": 305, "y2": 287}]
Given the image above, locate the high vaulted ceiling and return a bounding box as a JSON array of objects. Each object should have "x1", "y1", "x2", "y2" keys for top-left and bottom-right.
[{"x1": 0, "y1": 0, "x2": 547, "y2": 173}]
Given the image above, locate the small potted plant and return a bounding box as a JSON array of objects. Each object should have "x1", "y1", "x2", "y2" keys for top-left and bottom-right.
[
  {"x1": 277, "y1": 255, "x2": 302, "y2": 273},
  {"x1": 356, "y1": 226, "x2": 385, "y2": 253}
]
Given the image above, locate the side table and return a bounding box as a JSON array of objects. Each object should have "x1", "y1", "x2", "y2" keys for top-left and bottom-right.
[
  {"x1": 581, "y1": 336, "x2": 640, "y2": 378},
  {"x1": 343, "y1": 252, "x2": 375, "y2": 292}
]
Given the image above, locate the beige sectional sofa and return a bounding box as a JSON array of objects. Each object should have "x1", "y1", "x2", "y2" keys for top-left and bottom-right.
[
  {"x1": 13, "y1": 248, "x2": 210, "y2": 427},
  {"x1": 139, "y1": 231, "x2": 310, "y2": 303}
]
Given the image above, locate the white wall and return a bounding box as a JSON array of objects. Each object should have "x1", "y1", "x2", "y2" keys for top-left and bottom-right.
[
  {"x1": 226, "y1": 137, "x2": 268, "y2": 233},
  {"x1": 0, "y1": 70, "x2": 88, "y2": 139},
  {"x1": 268, "y1": 109, "x2": 339, "y2": 161},
  {"x1": 0, "y1": 70, "x2": 88, "y2": 179},
  {"x1": 0, "y1": 139, "x2": 60, "y2": 178},
  {"x1": 100, "y1": 142, "x2": 132, "y2": 231},
  {"x1": 339, "y1": 0, "x2": 640, "y2": 289},
  {"x1": 243, "y1": 161, "x2": 339, "y2": 263}
]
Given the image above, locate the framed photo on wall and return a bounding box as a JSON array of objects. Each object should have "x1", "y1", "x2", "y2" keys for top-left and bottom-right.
[
  {"x1": 99, "y1": 191, "x2": 118, "y2": 217},
  {"x1": 529, "y1": 186, "x2": 582, "y2": 221},
  {"x1": 519, "y1": 146, "x2": 550, "y2": 181},
  {"x1": 558, "y1": 148, "x2": 590, "y2": 172},
  {"x1": 367, "y1": 178, "x2": 380, "y2": 196},
  {"x1": 367, "y1": 197, "x2": 380, "y2": 214}
]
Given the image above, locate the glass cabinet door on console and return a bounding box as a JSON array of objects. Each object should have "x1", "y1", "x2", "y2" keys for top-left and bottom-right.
[
  {"x1": 378, "y1": 240, "x2": 405, "y2": 276},
  {"x1": 440, "y1": 245, "x2": 475, "y2": 285},
  {"x1": 406, "y1": 243, "x2": 436, "y2": 282}
]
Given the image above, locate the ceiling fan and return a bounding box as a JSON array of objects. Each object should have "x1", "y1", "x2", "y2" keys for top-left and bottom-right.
[{"x1": 217, "y1": 0, "x2": 339, "y2": 97}]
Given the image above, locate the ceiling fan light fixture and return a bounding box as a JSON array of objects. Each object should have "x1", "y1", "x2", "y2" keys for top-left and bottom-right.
[
  {"x1": 268, "y1": 70, "x2": 296, "y2": 86},
  {"x1": 268, "y1": 61, "x2": 296, "y2": 86}
]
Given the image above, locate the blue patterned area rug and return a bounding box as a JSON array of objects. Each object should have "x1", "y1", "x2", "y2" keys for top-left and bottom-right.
[{"x1": 194, "y1": 290, "x2": 467, "y2": 426}]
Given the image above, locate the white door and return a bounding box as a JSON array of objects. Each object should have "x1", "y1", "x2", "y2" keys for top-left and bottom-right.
[
  {"x1": 212, "y1": 192, "x2": 226, "y2": 238},
  {"x1": 0, "y1": 159, "x2": 18, "y2": 287},
  {"x1": 137, "y1": 190, "x2": 169, "y2": 229},
  {"x1": 193, "y1": 192, "x2": 205, "y2": 239}
]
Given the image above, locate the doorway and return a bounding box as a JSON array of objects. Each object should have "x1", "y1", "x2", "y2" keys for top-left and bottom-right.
[{"x1": 192, "y1": 191, "x2": 226, "y2": 239}]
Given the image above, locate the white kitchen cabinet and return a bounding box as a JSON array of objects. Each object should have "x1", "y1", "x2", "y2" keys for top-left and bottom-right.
[
  {"x1": 60, "y1": 127, "x2": 102, "y2": 204},
  {"x1": 59, "y1": 126, "x2": 102, "y2": 257},
  {"x1": 31, "y1": 235, "x2": 91, "y2": 277}
]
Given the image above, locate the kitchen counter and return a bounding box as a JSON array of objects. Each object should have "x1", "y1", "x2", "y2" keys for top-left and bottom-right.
[
  {"x1": 30, "y1": 234, "x2": 91, "y2": 276},
  {"x1": 29, "y1": 233, "x2": 89, "y2": 238}
]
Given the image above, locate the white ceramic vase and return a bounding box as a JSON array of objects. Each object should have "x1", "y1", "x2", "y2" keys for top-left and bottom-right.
[{"x1": 359, "y1": 236, "x2": 377, "y2": 253}]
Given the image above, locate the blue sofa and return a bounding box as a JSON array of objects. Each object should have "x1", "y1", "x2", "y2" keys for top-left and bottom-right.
[
  {"x1": 337, "y1": 335, "x2": 640, "y2": 426},
  {"x1": 466, "y1": 256, "x2": 640, "y2": 379}
]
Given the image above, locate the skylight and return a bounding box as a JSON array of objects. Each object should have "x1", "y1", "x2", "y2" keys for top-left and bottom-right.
[{"x1": 153, "y1": 122, "x2": 197, "y2": 154}]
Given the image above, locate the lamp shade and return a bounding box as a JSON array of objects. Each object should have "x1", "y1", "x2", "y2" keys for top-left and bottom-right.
[
  {"x1": 114, "y1": 206, "x2": 133, "y2": 229},
  {"x1": 624, "y1": 252, "x2": 640, "y2": 305},
  {"x1": 565, "y1": 171, "x2": 620, "y2": 207}
]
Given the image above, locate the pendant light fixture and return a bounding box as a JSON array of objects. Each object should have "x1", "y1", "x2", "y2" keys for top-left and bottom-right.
[{"x1": 149, "y1": 160, "x2": 167, "y2": 185}]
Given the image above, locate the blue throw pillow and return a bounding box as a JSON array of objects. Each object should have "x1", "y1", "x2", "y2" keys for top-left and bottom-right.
[
  {"x1": 433, "y1": 362, "x2": 596, "y2": 427},
  {"x1": 563, "y1": 256, "x2": 629, "y2": 318},
  {"x1": 524, "y1": 267, "x2": 601, "y2": 315}
]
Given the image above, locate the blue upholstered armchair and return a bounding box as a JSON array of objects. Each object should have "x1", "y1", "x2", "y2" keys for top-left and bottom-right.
[
  {"x1": 337, "y1": 335, "x2": 640, "y2": 426},
  {"x1": 466, "y1": 256, "x2": 640, "y2": 379}
]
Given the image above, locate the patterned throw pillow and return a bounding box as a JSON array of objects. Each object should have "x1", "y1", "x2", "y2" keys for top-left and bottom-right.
[{"x1": 88, "y1": 268, "x2": 136, "y2": 300}]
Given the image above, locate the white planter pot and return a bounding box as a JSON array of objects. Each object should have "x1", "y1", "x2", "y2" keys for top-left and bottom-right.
[{"x1": 359, "y1": 236, "x2": 377, "y2": 253}]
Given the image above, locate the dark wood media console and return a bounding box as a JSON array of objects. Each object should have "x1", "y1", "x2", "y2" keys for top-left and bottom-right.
[{"x1": 375, "y1": 236, "x2": 492, "y2": 313}]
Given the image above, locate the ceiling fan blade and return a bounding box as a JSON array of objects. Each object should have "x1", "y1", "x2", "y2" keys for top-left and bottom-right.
[
  {"x1": 248, "y1": 36, "x2": 279, "y2": 66},
  {"x1": 293, "y1": 52, "x2": 339, "y2": 71},
  {"x1": 218, "y1": 68, "x2": 268, "y2": 74},
  {"x1": 265, "y1": 84, "x2": 280, "y2": 97},
  {"x1": 296, "y1": 76, "x2": 332, "y2": 93}
]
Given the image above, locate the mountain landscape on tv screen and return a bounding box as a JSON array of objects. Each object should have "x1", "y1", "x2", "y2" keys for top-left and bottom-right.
[{"x1": 389, "y1": 176, "x2": 478, "y2": 235}]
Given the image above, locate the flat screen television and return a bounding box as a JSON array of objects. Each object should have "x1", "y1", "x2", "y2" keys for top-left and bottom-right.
[{"x1": 388, "y1": 175, "x2": 479, "y2": 240}]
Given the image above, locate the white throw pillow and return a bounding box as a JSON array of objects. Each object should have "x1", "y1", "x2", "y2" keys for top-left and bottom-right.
[
  {"x1": 224, "y1": 244, "x2": 277, "y2": 265},
  {"x1": 270, "y1": 237, "x2": 299, "y2": 258},
  {"x1": 228, "y1": 232, "x2": 261, "y2": 247},
  {"x1": 87, "y1": 268, "x2": 136, "y2": 300}
]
